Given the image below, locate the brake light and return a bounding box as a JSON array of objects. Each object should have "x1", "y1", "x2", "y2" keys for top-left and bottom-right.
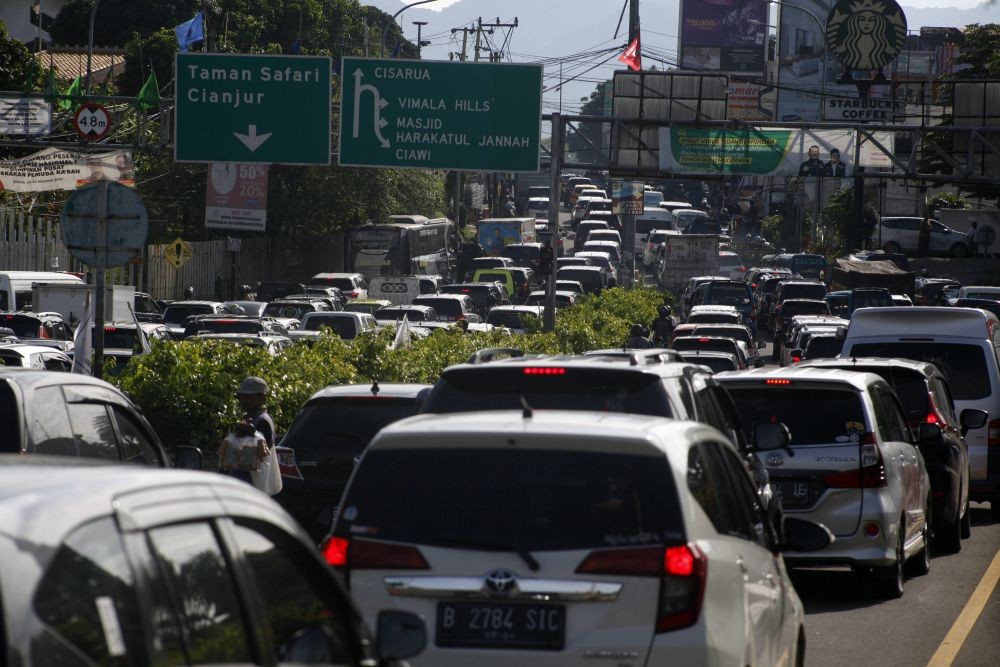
[
  {"x1": 791, "y1": 355, "x2": 802, "y2": 364},
  {"x1": 104, "y1": 326, "x2": 117, "y2": 332},
  {"x1": 823, "y1": 434, "x2": 887, "y2": 488},
  {"x1": 522, "y1": 367, "x2": 566, "y2": 375},
  {"x1": 765, "y1": 379, "x2": 792, "y2": 385},
  {"x1": 989, "y1": 419, "x2": 1000, "y2": 447},
  {"x1": 275, "y1": 446, "x2": 304, "y2": 479},
  {"x1": 697, "y1": 337, "x2": 711, "y2": 343},
  {"x1": 348, "y1": 291, "x2": 359, "y2": 298},
  {"x1": 461, "y1": 289, "x2": 471, "y2": 293},
  {"x1": 575, "y1": 544, "x2": 706, "y2": 633},
  {"x1": 321, "y1": 537, "x2": 429, "y2": 570},
  {"x1": 38, "y1": 326, "x2": 49, "y2": 339}
]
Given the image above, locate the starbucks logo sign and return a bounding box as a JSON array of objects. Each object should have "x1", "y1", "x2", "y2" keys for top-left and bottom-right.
[{"x1": 826, "y1": 0, "x2": 908, "y2": 71}]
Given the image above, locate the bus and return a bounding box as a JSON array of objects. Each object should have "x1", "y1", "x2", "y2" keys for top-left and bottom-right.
[{"x1": 345, "y1": 215, "x2": 456, "y2": 281}]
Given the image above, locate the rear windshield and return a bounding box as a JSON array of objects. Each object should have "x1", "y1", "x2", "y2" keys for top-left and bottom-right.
[
  {"x1": 184, "y1": 320, "x2": 262, "y2": 336},
  {"x1": 557, "y1": 269, "x2": 600, "y2": 286},
  {"x1": 101, "y1": 328, "x2": 138, "y2": 348},
  {"x1": 673, "y1": 338, "x2": 738, "y2": 355},
  {"x1": 705, "y1": 284, "x2": 750, "y2": 306},
  {"x1": 679, "y1": 355, "x2": 737, "y2": 372},
  {"x1": 163, "y1": 305, "x2": 215, "y2": 324},
  {"x1": 719, "y1": 256, "x2": 743, "y2": 270},
  {"x1": 321, "y1": 278, "x2": 356, "y2": 291},
  {"x1": 486, "y1": 311, "x2": 539, "y2": 328},
  {"x1": 848, "y1": 343, "x2": 990, "y2": 400},
  {"x1": 781, "y1": 301, "x2": 828, "y2": 316},
  {"x1": 413, "y1": 298, "x2": 462, "y2": 316},
  {"x1": 472, "y1": 258, "x2": 508, "y2": 270},
  {"x1": 264, "y1": 303, "x2": 314, "y2": 319},
  {"x1": 424, "y1": 368, "x2": 673, "y2": 417},
  {"x1": 852, "y1": 292, "x2": 894, "y2": 309},
  {"x1": 803, "y1": 337, "x2": 844, "y2": 359},
  {"x1": 687, "y1": 313, "x2": 739, "y2": 324},
  {"x1": 726, "y1": 387, "x2": 866, "y2": 445},
  {"x1": 501, "y1": 246, "x2": 540, "y2": 262},
  {"x1": 335, "y1": 449, "x2": 682, "y2": 550},
  {"x1": 782, "y1": 284, "x2": 827, "y2": 300},
  {"x1": 281, "y1": 397, "x2": 419, "y2": 463},
  {"x1": 303, "y1": 317, "x2": 358, "y2": 338},
  {"x1": 693, "y1": 327, "x2": 750, "y2": 344},
  {"x1": 0, "y1": 316, "x2": 42, "y2": 337}
]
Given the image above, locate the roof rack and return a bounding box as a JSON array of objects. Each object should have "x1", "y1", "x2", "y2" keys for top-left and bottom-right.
[
  {"x1": 465, "y1": 347, "x2": 526, "y2": 365},
  {"x1": 583, "y1": 348, "x2": 681, "y2": 366}
]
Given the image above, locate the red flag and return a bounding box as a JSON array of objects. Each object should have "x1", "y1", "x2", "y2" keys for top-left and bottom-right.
[{"x1": 619, "y1": 34, "x2": 641, "y2": 71}]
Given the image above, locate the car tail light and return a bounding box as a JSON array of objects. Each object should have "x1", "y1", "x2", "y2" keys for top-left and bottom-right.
[
  {"x1": 348, "y1": 291, "x2": 359, "y2": 298},
  {"x1": 38, "y1": 326, "x2": 49, "y2": 338},
  {"x1": 275, "y1": 446, "x2": 304, "y2": 479},
  {"x1": 697, "y1": 337, "x2": 711, "y2": 343},
  {"x1": 925, "y1": 391, "x2": 947, "y2": 426},
  {"x1": 989, "y1": 419, "x2": 1000, "y2": 447},
  {"x1": 824, "y1": 433, "x2": 886, "y2": 488},
  {"x1": 321, "y1": 537, "x2": 429, "y2": 570},
  {"x1": 791, "y1": 355, "x2": 801, "y2": 364},
  {"x1": 522, "y1": 367, "x2": 566, "y2": 375},
  {"x1": 576, "y1": 544, "x2": 706, "y2": 633}
]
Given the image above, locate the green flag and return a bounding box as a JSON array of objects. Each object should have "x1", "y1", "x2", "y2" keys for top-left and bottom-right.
[
  {"x1": 42, "y1": 69, "x2": 61, "y2": 105},
  {"x1": 136, "y1": 70, "x2": 160, "y2": 111},
  {"x1": 60, "y1": 75, "x2": 82, "y2": 111}
]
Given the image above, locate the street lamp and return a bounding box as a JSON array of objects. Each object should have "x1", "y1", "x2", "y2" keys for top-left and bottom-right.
[
  {"x1": 763, "y1": 0, "x2": 828, "y2": 109},
  {"x1": 380, "y1": 0, "x2": 439, "y2": 58}
]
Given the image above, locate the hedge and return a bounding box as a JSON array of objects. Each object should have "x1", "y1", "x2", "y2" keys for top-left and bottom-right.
[{"x1": 112, "y1": 287, "x2": 666, "y2": 459}]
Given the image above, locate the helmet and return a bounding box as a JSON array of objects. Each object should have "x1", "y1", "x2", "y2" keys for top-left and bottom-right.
[
  {"x1": 630, "y1": 323, "x2": 645, "y2": 337},
  {"x1": 659, "y1": 305, "x2": 671, "y2": 317},
  {"x1": 183, "y1": 286, "x2": 195, "y2": 299}
]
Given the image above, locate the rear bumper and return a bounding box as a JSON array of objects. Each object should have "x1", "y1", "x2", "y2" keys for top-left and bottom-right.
[{"x1": 784, "y1": 526, "x2": 897, "y2": 568}]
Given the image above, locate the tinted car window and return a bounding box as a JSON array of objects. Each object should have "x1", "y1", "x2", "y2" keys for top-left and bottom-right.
[
  {"x1": 486, "y1": 310, "x2": 539, "y2": 328},
  {"x1": 803, "y1": 336, "x2": 844, "y2": 359},
  {"x1": 848, "y1": 343, "x2": 990, "y2": 400},
  {"x1": 336, "y1": 449, "x2": 682, "y2": 550},
  {"x1": 303, "y1": 316, "x2": 359, "y2": 338},
  {"x1": 111, "y1": 406, "x2": 164, "y2": 465},
  {"x1": 265, "y1": 303, "x2": 317, "y2": 320},
  {"x1": 67, "y1": 403, "x2": 119, "y2": 461},
  {"x1": 412, "y1": 297, "x2": 463, "y2": 317},
  {"x1": 101, "y1": 328, "x2": 139, "y2": 349},
  {"x1": 231, "y1": 522, "x2": 355, "y2": 665},
  {"x1": 679, "y1": 354, "x2": 738, "y2": 372},
  {"x1": 33, "y1": 517, "x2": 143, "y2": 665},
  {"x1": 425, "y1": 368, "x2": 674, "y2": 417},
  {"x1": 0, "y1": 315, "x2": 44, "y2": 337},
  {"x1": 687, "y1": 444, "x2": 740, "y2": 536},
  {"x1": 30, "y1": 386, "x2": 75, "y2": 456},
  {"x1": 281, "y1": 397, "x2": 420, "y2": 465},
  {"x1": 147, "y1": 522, "x2": 252, "y2": 663},
  {"x1": 162, "y1": 304, "x2": 216, "y2": 325},
  {"x1": 726, "y1": 387, "x2": 865, "y2": 445},
  {"x1": 779, "y1": 284, "x2": 827, "y2": 300},
  {"x1": 184, "y1": 319, "x2": 264, "y2": 337},
  {"x1": 780, "y1": 301, "x2": 829, "y2": 317}
]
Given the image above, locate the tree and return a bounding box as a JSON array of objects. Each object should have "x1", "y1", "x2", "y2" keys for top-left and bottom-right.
[
  {"x1": 47, "y1": 0, "x2": 202, "y2": 47},
  {"x1": 565, "y1": 83, "x2": 606, "y2": 164},
  {"x1": 0, "y1": 23, "x2": 46, "y2": 91},
  {"x1": 822, "y1": 183, "x2": 880, "y2": 255}
]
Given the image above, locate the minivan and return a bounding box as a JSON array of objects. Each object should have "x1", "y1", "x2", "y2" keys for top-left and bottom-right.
[
  {"x1": 842, "y1": 306, "x2": 1000, "y2": 520},
  {"x1": 0, "y1": 271, "x2": 84, "y2": 312}
]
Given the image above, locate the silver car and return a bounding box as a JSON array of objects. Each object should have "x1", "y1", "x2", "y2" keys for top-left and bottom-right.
[
  {"x1": 718, "y1": 367, "x2": 933, "y2": 599},
  {"x1": 878, "y1": 217, "x2": 971, "y2": 257}
]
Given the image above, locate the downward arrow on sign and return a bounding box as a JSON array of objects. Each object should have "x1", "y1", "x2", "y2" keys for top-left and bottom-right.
[{"x1": 234, "y1": 125, "x2": 272, "y2": 152}]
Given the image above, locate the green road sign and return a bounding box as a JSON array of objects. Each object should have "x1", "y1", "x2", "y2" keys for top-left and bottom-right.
[
  {"x1": 175, "y1": 53, "x2": 331, "y2": 165},
  {"x1": 339, "y1": 57, "x2": 542, "y2": 172}
]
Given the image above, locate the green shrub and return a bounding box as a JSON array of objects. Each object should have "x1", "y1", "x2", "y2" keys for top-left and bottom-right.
[{"x1": 112, "y1": 287, "x2": 666, "y2": 458}]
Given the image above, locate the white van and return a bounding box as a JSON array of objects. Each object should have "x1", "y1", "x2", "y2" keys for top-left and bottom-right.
[
  {"x1": 841, "y1": 306, "x2": 1000, "y2": 519},
  {"x1": 0, "y1": 271, "x2": 85, "y2": 312},
  {"x1": 634, "y1": 209, "x2": 676, "y2": 257},
  {"x1": 368, "y1": 275, "x2": 422, "y2": 306}
]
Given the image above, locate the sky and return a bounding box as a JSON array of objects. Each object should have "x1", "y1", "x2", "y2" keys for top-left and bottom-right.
[{"x1": 371, "y1": 0, "x2": 1000, "y2": 116}]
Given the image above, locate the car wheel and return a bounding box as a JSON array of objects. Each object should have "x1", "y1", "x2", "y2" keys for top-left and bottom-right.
[
  {"x1": 961, "y1": 497, "x2": 972, "y2": 539},
  {"x1": 936, "y1": 511, "x2": 962, "y2": 554},
  {"x1": 883, "y1": 241, "x2": 902, "y2": 254},
  {"x1": 951, "y1": 242, "x2": 970, "y2": 258},
  {"x1": 907, "y1": 509, "x2": 931, "y2": 575},
  {"x1": 795, "y1": 627, "x2": 806, "y2": 667},
  {"x1": 872, "y1": 523, "x2": 905, "y2": 598}
]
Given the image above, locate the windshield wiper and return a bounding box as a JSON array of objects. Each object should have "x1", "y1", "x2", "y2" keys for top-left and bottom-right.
[{"x1": 429, "y1": 536, "x2": 540, "y2": 571}]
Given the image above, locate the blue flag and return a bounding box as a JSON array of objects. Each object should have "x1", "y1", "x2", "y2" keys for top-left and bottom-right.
[{"x1": 175, "y1": 11, "x2": 204, "y2": 52}]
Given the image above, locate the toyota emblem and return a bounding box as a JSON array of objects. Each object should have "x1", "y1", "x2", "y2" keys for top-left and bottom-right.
[
  {"x1": 765, "y1": 454, "x2": 784, "y2": 467},
  {"x1": 484, "y1": 569, "x2": 517, "y2": 595}
]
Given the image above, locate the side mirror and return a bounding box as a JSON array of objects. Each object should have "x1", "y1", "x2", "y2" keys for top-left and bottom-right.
[
  {"x1": 174, "y1": 446, "x2": 203, "y2": 470},
  {"x1": 835, "y1": 326, "x2": 848, "y2": 341},
  {"x1": 752, "y1": 422, "x2": 793, "y2": 456},
  {"x1": 377, "y1": 611, "x2": 427, "y2": 663},
  {"x1": 782, "y1": 517, "x2": 834, "y2": 552},
  {"x1": 960, "y1": 408, "x2": 988, "y2": 436}
]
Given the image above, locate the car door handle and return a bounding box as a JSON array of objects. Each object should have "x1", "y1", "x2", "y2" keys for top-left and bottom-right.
[
  {"x1": 737, "y1": 557, "x2": 748, "y2": 574},
  {"x1": 765, "y1": 573, "x2": 777, "y2": 587}
]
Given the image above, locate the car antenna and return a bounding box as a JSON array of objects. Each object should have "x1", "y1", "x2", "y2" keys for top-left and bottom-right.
[
  {"x1": 519, "y1": 394, "x2": 533, "y2": 419},
  {"x1": 371, "y1": 379, "x2": 380, "y2": 397}
]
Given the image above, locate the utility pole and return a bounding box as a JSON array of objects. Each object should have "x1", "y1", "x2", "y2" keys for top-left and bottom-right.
[
  {"x1": 413, "y1": 21, "x2": 428, "y2": 59},
  {"x1": 621, "y1": 0, "x2": 641, "y2": 288},
  {"x1": 545, "y1": 113, "x2": 562, "y2": 332},
  {"x1": 451, "y1": 25, "x2": 474, "y2": 61}
]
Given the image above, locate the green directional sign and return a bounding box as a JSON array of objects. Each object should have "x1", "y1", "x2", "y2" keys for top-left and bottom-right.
[
  {"x1": 339, "y1": 57, "x2": 542, "y2": 172},
  {"x1": 175, "y1": 53, "x2": 331, "y2": 165}
]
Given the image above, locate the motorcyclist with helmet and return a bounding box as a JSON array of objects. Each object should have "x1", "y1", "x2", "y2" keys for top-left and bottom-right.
[
  {"x1": 625, "y1": 323, "x2": 653, "y2": 349},
  {"x1": 650, "y1": 305, "x2": 676, "y2": 346}
]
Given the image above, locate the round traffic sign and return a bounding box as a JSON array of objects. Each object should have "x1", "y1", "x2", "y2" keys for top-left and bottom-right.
[
  {"x1": 61, "y1": 182, "x2": 148, "y2": 268},
  {"x1": 73, "y1": 103, "x2": 112, "y2": 141}
]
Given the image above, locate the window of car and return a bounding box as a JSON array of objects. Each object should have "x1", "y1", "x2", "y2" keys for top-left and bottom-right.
[
  {"x1": 230, "y1": 521, "x2": 356, "y2": 665},
  {"x1": 687, "y1": 443, "x2": 742, "y2": 537},
  {"x1": 67, "y1": 402, "x2": 120, "y2": 460},
  {"x1": 29, "y1": 385, "x2": 76, "y2": 456},
  {"x1": 725, "y1": 386, "x2": 866, "y2": 445},
  {"x1": 713, "y1": 444, "x2": 775, "y2": 548},
  {"x1": 848, "y1": 343, "x2": 990, "y2": 401},
  {"x1": 111, "y1": 405, "x2": 164, "y2": 465},
  {"x1": 146, "y1": 522, "x2": 252, "y2": 663},
  {"x1": 336, "y1": 449, "x2": 683, "y2": 551},
  {"x1": 33, "y1": 517, "x2": 144, "y2": 664},
  {"x1": 929, "y1": 377, "x2": 959, "y2": 426}
]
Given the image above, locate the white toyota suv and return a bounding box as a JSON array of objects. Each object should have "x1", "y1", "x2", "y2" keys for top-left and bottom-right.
[{"x1": 323, "y1": 410, "x2": 829, "y2": 666}]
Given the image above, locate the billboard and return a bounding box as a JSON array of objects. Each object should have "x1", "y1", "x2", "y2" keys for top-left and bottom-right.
[
  {"x1": 0, "y1": 148, "x2": 134, "y2": 193},
  {"x1": 679, "y1": 0, "x2": 768, "y2": 75},
  {"x1": 774, "y1": 0, "x2": 894, "y2": 121},
  {"x1": 205, "y1": 163, "x2": 269, "y2": 232},
  {"x1": 658, "y1": 127, "x2": 892, "y2": 176}
]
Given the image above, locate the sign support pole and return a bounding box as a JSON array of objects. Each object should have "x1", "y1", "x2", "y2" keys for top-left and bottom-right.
[
  {"x1": 545, "y1": 113, "x2": 562, "y2": 333},
  {"x1": 623, "y1": 209, "x2": 636, "y2": 288},
  {"x1": 93, "y1": 179, "x2": 107, "y2": 379}
]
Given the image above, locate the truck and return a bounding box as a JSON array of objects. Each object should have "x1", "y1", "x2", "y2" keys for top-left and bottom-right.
[
  {"x1": 368, "y1": 275, "x2": 422, "y2": 306},
  {"x1": 656, "y1": 234, "x2": 720, "y2": 299},
  {"x1": 32, "y1": 283, "x2": 136, "y2": 326},
  {"x1": 830, "y1": 258, "x2": 915, "y2": 297},
  {"x1": 514, "y1": 170, "x2": 551, "y2": 212},
  {"x1": 478, "y1": 218, "x2": 537, "y2": 256}
]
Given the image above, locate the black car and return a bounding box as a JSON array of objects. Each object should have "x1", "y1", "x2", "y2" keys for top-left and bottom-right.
[
  {"x1": 797, "y1": 357, "x2": 988, "y2": 553},
  {"x1": 274, "y1": 383, "x2": 432, "y2": 541},
  {"x1": 556, "y1": 266, "x2": 608, "y2": 295},
  {"x1": 439, "y1": 282, "x2": 510, "y2": 318},
  {"x1": 181, "y1": 314, "x2": 285, "y2": 339},
  {"x1": 0, "y1": 459, "x2": 426, "y2": 666},
  {"x1": 500, "y1": 242, "x2": 544, "y2": 272},
  {"x1": 0, "y1": 369, "x2": 201, "y2": 468}
]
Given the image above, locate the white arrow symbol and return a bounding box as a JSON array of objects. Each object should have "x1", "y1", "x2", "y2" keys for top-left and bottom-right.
[
  {"x1": 234, "y1": 125, "x2": 272, "y2": 152},
  {"x1": 352, "y1": 67, "x2": 390, "y2": 148}
]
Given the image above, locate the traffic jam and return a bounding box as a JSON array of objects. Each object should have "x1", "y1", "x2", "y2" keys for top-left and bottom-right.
[{"x1": 4, "y1": 171, "x2": 999, "y2": 665}]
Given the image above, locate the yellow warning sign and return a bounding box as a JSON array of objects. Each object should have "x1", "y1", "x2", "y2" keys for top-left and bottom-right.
[{"x1": 164, "y1": 237, "x2": 193, "y2": 268}]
